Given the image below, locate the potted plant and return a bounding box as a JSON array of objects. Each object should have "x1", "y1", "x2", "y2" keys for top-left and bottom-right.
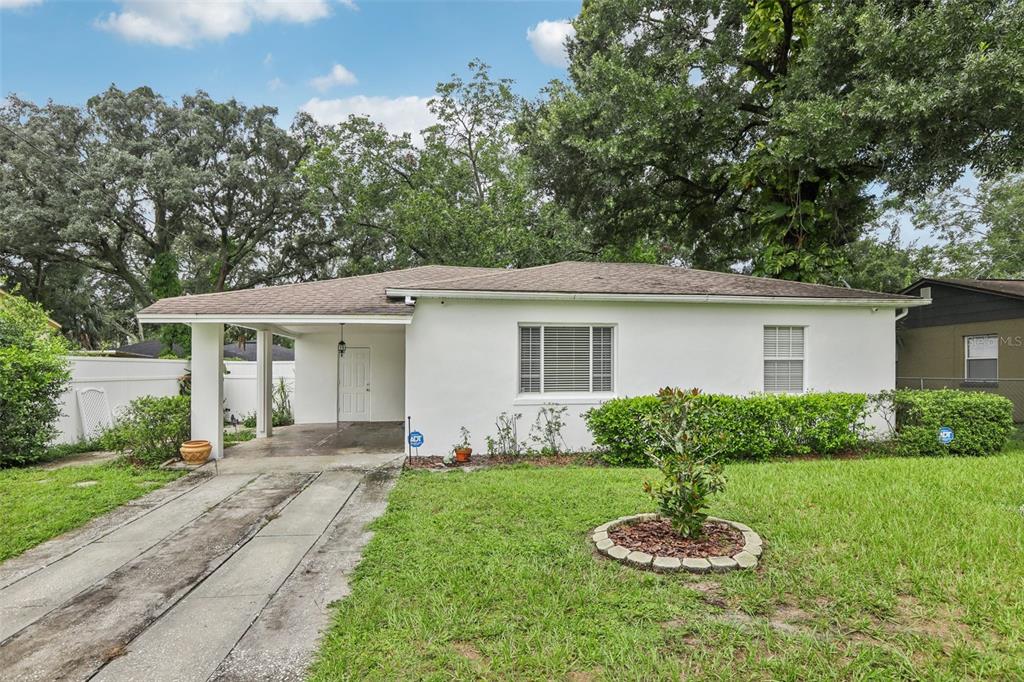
[{"x1": 453, "y1": 426, "x2": 472, "y2": 463}]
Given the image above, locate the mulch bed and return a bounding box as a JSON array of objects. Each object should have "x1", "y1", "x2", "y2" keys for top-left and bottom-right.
[
  {"x1": 608, "y1": 518, "x2": 744, "y2": 559},
  {"x1": 404, "y1": 453, "x2": 598, "y2": 470}
]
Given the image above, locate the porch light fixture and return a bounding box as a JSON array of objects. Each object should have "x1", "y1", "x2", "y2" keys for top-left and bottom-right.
[{"x1": 338, "y1": 324, "x2": 347, "y2": 357}]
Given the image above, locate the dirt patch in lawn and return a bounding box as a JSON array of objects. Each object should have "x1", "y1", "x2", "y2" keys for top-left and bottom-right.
[
  {"x1": 609, "y1": 518, "x2": 743, "y2": 559},
  {"x1": 451, "y1": 641, "x2": 487, "y2": 664}
]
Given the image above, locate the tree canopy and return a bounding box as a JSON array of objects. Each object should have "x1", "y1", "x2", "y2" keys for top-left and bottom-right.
[{"x1": 521, "y1": 0, "x2": 1024, "y2": 280}]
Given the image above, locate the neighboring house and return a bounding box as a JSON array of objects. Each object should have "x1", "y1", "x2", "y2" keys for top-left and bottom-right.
[
  {"x1": 114, "y1": 338, "x2": 295, "y2": 361},
  {"x1": 137, "y1": 262, "x2": 927, "y2": 458},
  {"x1": 898, "y1": 278, "x2": 1024, "y2": 421}
]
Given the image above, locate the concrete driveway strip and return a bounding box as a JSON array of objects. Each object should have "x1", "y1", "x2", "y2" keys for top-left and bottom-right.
[
  {"x1": 210, "y1": 468, "x2": 398, "y2": 682},
  {"x1": 93, "y1": 470, "x2": 365, "y2": 682},
  {"x1": 0, "y1": 471, "x2": 216, "y2": 591},
  {"x1": 0, "y1": 473, "x2": 311, "y2": 681},
  {"x1": 0, "y1": 473, "x2": 256, "y2": 642}
]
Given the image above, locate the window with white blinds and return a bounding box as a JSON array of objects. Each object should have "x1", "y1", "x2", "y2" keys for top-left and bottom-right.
[
  {"x1": 965, "y1": 335, "x2": 998, "y2": 381},
  {"x1": 764, "y1": 326, "x2": 804, "y2": 393},
  {"x1": 519, "y1": 325, "x2": 614, "y2": 393}
]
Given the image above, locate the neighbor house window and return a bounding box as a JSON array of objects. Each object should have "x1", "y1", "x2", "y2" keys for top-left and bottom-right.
[
  {"x1": 965, "y1": 335, "x2": 998, "y2": 382},
  {"x1": 519, "y1": 325, "x2": 614, "y2": 393},
  {"x1": 764, "y1": 326, "x2": 804, "y2": 393}
]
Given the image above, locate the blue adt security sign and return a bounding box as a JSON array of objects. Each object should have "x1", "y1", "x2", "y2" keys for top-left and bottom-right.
[
  {"x1": 938, "y1": 426, "x2": 954, "y2": 445},
  {"x1": 408, "y1": 431, "x2": 424, "y2": 448}
]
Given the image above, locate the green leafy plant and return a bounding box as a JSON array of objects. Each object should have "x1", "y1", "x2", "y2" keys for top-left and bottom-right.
[
  {"x1": 529, "y1": 405, "x2": 568, "y2": 455},
  {"x1": 586, "y1": 392, "x2": 870, "y2": 465},
  {"x1": 0, "y1": 290, "x2": 71, "y2": 467},
  {"x1": 273, "y1": 378, "x2": 294, "y2": 426},
  {"x1": 642, "y1": 388, "x2": 726, "y2": 539},
  {"x1": 872, "y1": 389, "x2": 1014, "y2": 457},
  {"x1": 102, "y1": 395, "x2": 191, "y2": 467},
  {"x1": 452, "y1": 426, "x2": 471, "y2": 453},
  {"x1": 485, "y1": 412, "x2": 524, "y2": 456}
]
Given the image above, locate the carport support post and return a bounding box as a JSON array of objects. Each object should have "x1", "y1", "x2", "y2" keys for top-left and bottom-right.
[
  {"x1": 255, "y1": 330, "x2": 273, "y2": 439},
  {"x1": 191, "y1": 323, "x2": 225, "y2": 460}
]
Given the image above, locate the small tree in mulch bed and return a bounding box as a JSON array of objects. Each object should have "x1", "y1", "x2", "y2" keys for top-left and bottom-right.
[{"x1": 642, "y1": 387, "x2": 726, "y2": 539}]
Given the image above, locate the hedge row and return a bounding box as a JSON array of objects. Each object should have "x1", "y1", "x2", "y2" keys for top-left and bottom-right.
[
  {"x1": 585, "y1": 392, "x2": 870, "y2": 465},
  {"x1": 886, "y1": 389, "x2": 1015, "y2": 457},
  {"x1": 585, "y1": 389, "x2": 1015, "y2": 465}
]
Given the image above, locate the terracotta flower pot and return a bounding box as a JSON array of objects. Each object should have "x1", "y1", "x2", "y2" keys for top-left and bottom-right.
[
  {"x1": 180, "y1": 440, "x2": 212, "y2": 465},
  {"x1": 454, "y1": 447, "x2": 472, "y2": 463}
]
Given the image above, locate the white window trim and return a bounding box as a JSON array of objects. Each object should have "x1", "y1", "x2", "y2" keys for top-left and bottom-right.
[
  {"x1": 517, "y1": 323, "x2": 617, "y2": 397},
  {"x1": 763, "y1": 325, "x2": 807, "y2": 394},
  {"x1": 964, "y1": 334, "x2": 999, "y2": 382}
]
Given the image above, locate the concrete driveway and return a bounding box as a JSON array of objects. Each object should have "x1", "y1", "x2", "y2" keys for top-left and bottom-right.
[{"x1": 0, "y1": 424, "x2": 403, "y2": 681}]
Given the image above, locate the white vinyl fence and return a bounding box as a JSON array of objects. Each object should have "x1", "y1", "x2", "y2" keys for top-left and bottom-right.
[{"x1": 55, "y1": 356, "x2": 295, "y2": 444}]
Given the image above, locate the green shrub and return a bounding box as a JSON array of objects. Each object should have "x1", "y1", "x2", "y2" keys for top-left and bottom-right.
[
  {"x1": 583, "y1": 396, "x2": 660, "y2": 465},
  {"x1": 586, "y1": 392, "x2": 869, "y2": 465},
  {"x1": 103, "y1": 395, "x2": 191, "y2": 466},
  {"x1": 880, "y1": 389, "x2": 1014, "y2": 457},
  {"x1": 0, "y1": 291, "x2": 71, "y2": 467},
  {"x1": 642, "y1": 388, "x2": 726, "y2": 538}
]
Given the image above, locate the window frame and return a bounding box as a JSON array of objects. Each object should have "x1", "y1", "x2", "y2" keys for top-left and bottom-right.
[
  {"x1": 964, "y1": 334, "x2": 999, "y2": 383},
  {"x1": 517, "y1": 323, "x2": 616, "y2": 396},
  {"x1": 763, "y1": 325, "x2": 806, "y2": 394}
]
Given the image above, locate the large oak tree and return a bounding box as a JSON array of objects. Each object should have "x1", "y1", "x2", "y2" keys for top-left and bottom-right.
[{"x1": 522, "y1": 0, "x2": 1024, "y2": 280}]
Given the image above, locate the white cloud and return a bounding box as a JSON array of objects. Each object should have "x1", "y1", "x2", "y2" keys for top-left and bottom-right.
[
  {"x1": 527, "y1": 19, "x2": 575, "y2": 68},
  {"x1": 300, "y1": 95, "x2": 437, "y2": 142},
  {"x1": 95, "y1": 0, "x2": 336, "y2": 47},
  {"x1": 267, "y1": 77, "x2": 284, "y2": 91},
  {"x1": 263, "y1": 52, "x2": 274, "y2": 66},
  {"x1": 0, "y1": 0, "x2": 44, "y2": 8},
  {"x1": 309, "y1": 64, "x2": 358, "y2": 91}
]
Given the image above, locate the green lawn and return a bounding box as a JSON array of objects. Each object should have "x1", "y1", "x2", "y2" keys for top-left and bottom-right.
[
  {"x1": 312, "y1": 444, "x2": 1024, "y2": 680},
  {"x1": 0, "y1": 464, "x2": 182, "y2": 562}
]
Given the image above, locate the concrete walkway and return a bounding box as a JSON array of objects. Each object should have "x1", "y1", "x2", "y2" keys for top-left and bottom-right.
[{"x1": 0, "y1": 425, "x2": 403, "y2": 681}]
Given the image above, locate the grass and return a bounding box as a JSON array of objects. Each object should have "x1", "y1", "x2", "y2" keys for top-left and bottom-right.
[
  {"x1": 0, "y1": 463, "x2": 182, "y2": 563},
  {"x1": 312, "y1": 442, "x2": 1024, "y2": 680}
]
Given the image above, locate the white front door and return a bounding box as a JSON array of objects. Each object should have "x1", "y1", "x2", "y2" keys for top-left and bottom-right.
[{"x1": 338, "y1": 347, "x2": 371, "y2": 421}]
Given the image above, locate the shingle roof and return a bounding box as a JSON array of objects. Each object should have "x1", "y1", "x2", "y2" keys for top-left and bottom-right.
[
  {"x1": 391, "y1": 261, "x2": 917, "y2": 301},
  {"x1": 139, "y1": 262, "x2": 917, "y2": 318},
  {"x1": 137, "y1": 265, "x2": 498, "y2": 317},
  {"x1": 906, "y1": 278, "x2": 1024, "y2": 300}
]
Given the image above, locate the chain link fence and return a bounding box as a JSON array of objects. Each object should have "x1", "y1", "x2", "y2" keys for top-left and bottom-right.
[{"x1": 896, "y1": 377, "x2": 1024, "y2": 422}]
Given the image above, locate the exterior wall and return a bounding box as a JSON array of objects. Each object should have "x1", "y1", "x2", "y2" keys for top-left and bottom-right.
[
  {"x1": 897, "y1": 320, "x2": 1024, "y2": 421},
  {"x1": 405, "y1": 298, "x2": 897, "y2": 456},
  {"x1": 293, "y1": 325, "x2": 405, "y2": 424},
  {"x1": 902, "y1": 282, "x2": 1024, "y2": 328}
]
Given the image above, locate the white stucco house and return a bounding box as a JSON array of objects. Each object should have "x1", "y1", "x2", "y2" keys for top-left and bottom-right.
[{"x1": 136, "y1": 261, "x2": 929, "y2": 459}]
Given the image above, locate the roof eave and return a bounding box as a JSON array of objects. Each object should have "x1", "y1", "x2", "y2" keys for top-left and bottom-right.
[
  {"x1": 136, "y1": 313, "x2": 413, "y2": 325},
  {"x1": 385, "y1": 288, "x2": 930, "y2": 308}
]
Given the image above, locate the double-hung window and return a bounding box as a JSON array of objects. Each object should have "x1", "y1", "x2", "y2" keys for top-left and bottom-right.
[
  {"x1": 519, "y1": 325, "x2": 613, "y2": 394},
  {"x1": 764, "y1": 326, "x2": 804, "y2": 392},
  {"x1": 965, "y1": 335, "x2": 998, "y2": 382}
]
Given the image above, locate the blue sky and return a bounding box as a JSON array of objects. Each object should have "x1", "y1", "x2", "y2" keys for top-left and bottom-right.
[{"x1": 1, "y1": 0, "x2": 580, "y2": 133}]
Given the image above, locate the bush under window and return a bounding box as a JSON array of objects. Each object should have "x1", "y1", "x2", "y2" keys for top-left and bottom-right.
[{"x1": 586, "y1": 392, "x2": 870, "y2": 465}]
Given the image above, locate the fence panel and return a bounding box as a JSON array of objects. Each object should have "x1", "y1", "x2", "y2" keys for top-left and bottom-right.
[{"x1": 55, "y1": 357, "x2": 297, "y2": 444}]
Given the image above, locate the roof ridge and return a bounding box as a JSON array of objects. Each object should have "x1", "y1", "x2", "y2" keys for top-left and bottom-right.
[{"x1": 394, "y1": 260, "x2": 907, "y2": 299}]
